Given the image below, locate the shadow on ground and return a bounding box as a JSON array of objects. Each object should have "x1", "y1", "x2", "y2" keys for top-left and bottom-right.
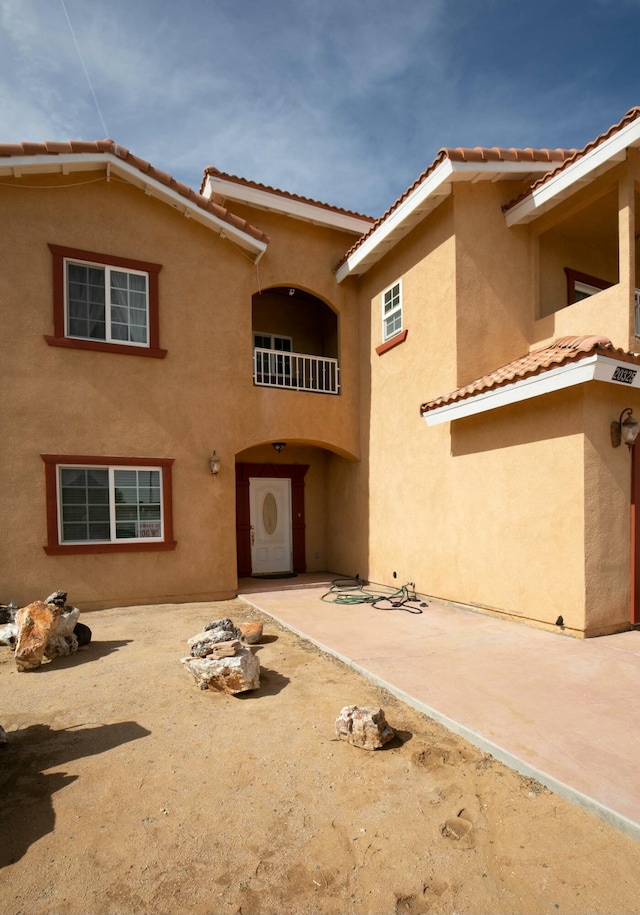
[
  {"x1": 0, "y1": 720, "x2": 150, "y2": 867},
  {"x1": 27, "y1": 639, "x2": 134, "y2": 672},
  {"x1": 237, "y1": 665, "x2": 290, "y2": 698}
]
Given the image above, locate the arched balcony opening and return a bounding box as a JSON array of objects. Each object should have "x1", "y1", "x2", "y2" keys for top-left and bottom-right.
[{"x1": 252, "y1": 286, "x2": 339, "y2": 394}]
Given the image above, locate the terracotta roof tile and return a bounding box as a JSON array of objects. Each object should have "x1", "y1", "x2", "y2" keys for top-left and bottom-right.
[
  {"x1": 0, "y1": 139, "x2": 270, "y2": 247},
  {"x1": 504, "y1": 106, "x2": 640, "y2": 212},
  {"x1": 338, "y1": 146, "x2": 575, "y2": 268},
  {"x1": 420, "y1": 335, "x2": 640, "y2": 414},
  {"x1": 201, "y1": 166, "x2": 374, "y2": 221}
]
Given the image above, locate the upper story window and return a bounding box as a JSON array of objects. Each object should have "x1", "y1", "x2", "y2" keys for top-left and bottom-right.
[
  {"x1": 45, "y1": 245, "x2": 167, "y2": 358},
  {"x1": 41, "y1": 454, "x2": 176, "y2": 554},
  {"x1": 564, "y1": 267, "x2": 612, "y2": 305},
  {"x1": 382, "y1": 280, "x2": 402, "y2": 342},
  {"x1": 67, "y1": 260, "x2": 148, "y2": 345}
]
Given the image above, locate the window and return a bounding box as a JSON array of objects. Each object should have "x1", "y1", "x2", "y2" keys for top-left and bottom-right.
[
  {"x1": 67, "y1": 261, "x2": 148, "y2": 345},
  {"x1": 564, "y1": 268, "x2": 613, "y2": 305},
  {"x1": 46, "y1": 245, "x2": 166, "y2": 358},
  {"x1": 253, "y1": 332, "x2": 293, "y2": 381},
  {"x1": 41, "y1": 455, "x2": 176, "y2": 554},
  {"x1": 382, "y1": 280, "x2": 402, "y2": 342}
]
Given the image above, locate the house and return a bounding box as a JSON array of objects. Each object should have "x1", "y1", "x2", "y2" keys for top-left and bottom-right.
[{"x1": 2, "y1": 106, "x2": 640, "y2": 637}]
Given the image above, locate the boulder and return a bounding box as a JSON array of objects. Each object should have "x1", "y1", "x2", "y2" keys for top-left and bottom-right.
[
  {"x1": 14, "y1": 601, "x2": 62, "y2": 671},
  {"x1": 181, "y1": 646, "x2": 260, "y2": 694},
  {"x1": 239, "y1": 621, "x2": 263, "y2": 644},
  {"x1": 335, "y1": 705, "x2": 395, "y2": 750}
]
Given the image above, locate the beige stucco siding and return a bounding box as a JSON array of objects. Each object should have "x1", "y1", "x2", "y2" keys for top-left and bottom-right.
[{"x1": 1, "y1": 176, "x2": 361, "y2": 608}]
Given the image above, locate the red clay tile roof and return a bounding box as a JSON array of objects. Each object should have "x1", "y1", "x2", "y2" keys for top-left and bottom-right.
[
  {"x1": 201, "y1": 166, "x2": 374, "y2": 221},
  {"x1": 0, "y1": 139, "x2": 270, "y2": 246},
  {"x1": 420, "y1": 335, "x2": 640, "y2": 414},
  {"x1": 504, "y1": 106, "x2": 640, "y2": 213},
  {"x1": 338, "y1": 145, "x2": 576, "y2": 268}
]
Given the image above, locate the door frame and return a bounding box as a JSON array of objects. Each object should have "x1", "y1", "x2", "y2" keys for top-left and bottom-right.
[{"x1": 236, "y1": 462, "x2": 309, "y2": 577}]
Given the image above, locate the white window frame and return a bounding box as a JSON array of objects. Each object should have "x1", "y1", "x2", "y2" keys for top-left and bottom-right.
[
  {"x1": 382, "y1": 280, "x2": 402, "y2": 342},
  {"x1": 253, "y1": 332, "x2": 293, "y2": 352},
  {"x1": 64, "y1": 257, "x2": 150, "y2": 347},
  {"x1": 57, "y1": 463, "x2": 164, "y2": 545}
]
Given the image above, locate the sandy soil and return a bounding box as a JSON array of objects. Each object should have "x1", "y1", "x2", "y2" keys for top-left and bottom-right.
[{"x1": 1, "y1": 598, "x2": 640, "y2": 915}]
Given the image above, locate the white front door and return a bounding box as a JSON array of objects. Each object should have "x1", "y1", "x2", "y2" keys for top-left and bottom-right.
[{"x1": 249, "y1": 477, "x2": 292, "y2": 574}]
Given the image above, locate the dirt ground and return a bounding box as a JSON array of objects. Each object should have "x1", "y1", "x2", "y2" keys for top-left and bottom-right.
[{"x1": 2, "y1": 599, "x2": 640, "y2": 915}]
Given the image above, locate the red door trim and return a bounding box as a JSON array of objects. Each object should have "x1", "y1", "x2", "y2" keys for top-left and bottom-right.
[{"x1": 235, "y1": 463, "x2": 309, "y2": 577}]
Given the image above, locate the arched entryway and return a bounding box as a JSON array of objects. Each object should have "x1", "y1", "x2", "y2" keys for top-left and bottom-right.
[{"x1": 236, "y1": 462, "x2": 309, "y2": 577}]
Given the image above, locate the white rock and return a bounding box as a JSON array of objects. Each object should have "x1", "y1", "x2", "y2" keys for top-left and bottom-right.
[
  {"x1": 181, "y1": 647, "x2": 260, "y2": 694},
  {"x1": 335, "y1": 706, "x2": 395, "y2": 750}
]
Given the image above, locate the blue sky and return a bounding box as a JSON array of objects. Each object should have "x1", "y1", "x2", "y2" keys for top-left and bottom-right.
[{"x1": 1, "y1": 0, "x2": 640, "y2": 216}]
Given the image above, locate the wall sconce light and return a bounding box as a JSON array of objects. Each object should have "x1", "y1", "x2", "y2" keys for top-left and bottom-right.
[
  {"x1": 611, "y1": 408, "x2": 640, "y2": 450},
  {"x1": 209, "y1": 451, "x2": 221, "y2": 474},
  {"x1": 272, "y1": 442, "x2": 286, "y2": 454}
]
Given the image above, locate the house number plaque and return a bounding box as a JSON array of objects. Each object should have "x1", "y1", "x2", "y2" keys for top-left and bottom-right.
[{"x1": 612, "y1": 366, "x2": 637, "y2": 384}]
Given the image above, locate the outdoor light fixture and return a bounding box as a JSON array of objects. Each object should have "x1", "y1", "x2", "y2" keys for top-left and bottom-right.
[
  {"x1": 272, "y1": 442, "x2": 286, "y2": 454},
  {"x1": 611, "y1": 408, "x2": 640, "y2": 450},
  {"x1": 209, "y1": 451, "x2": 220, "y2": 475}
]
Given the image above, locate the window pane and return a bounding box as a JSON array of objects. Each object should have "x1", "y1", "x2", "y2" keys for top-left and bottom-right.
[
  {"x1": 67, "y1": 263, "x2": 106, "y2": 341},
  {"x1": 112, "y1": 469, "x2": 162, "y2": 540},
  {"x1": 109, "y1": 270, "x2": 148, "y2": 345},
  {"x1": 60, "y1": 467, "x2": 109, "y2": 542}
]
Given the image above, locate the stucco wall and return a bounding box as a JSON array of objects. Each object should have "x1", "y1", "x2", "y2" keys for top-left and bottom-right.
[
  {"x1": 1, "y1": 174, "x2": 360, "y2": 608},
  {"x1": 336, "y1": 173, "x2": 638, "y2": 635}
]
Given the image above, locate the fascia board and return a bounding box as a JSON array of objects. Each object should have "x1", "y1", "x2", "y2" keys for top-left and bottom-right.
[
  {"x1": 2, "y1": 153, "x2": 268, "y2": 262},
  {"x1": 335, "y1": 158, "x2": 455, "y2": 283},
  {"x1": 110, "y1": 159, "x2": 268, "y2": 260},
  {"x1": 422, "y1": 354, "x2": 640, "y2": 426},
  {"x1": 202, "y1": 174, "x2": 372, "y2": 235},
  {"x1": 505, "y1": 119, "x2": 640, "y2": 227},
  {"x1": 336, "y1": 159, "x2": 555, "y2": 282}
]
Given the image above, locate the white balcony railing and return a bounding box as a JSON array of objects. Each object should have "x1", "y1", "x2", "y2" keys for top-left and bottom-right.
[{"x1": 254, "y1": 347, "x2": 340, "y2": 394}]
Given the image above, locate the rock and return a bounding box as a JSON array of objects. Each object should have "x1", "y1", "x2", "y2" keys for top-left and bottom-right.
[
  {"x1": 74, "y1": 622, "x2": 92, "y2": 647},
  {"x1": 43, "y1": 590, "x2": 68, "y2": 607},
  {"x1": 43, "y1": 604, "x2": 80, "y2": 660},
  {"x1": 203, "y1": 618, "x2": 241, "y2": 638},
  {"x1": 181, "y1": 647, "x2": 260, "y2": 694},
  {"x1": 335, "y1": 705, "x2": 395, "y2": 750},
  {"x1": 14, "y1": 601, "x2": 63, "y2": 671},
  {"x1": 0, "y1": 623, "x2": 18, "y2": 646},
  {"x1": 239, "y1": 621, "x2": 263, "y2": 644},
  {"x1": 188, "y1": 625, "x2": 242, "y2": 656},
  {"x1": 201, "y1": 639, "x2": 241, "y2": 659}
]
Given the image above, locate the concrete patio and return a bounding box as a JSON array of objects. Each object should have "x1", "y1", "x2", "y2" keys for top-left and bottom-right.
[{"x1": 239, "y1": 574, "x2": 640, "y2": 840}]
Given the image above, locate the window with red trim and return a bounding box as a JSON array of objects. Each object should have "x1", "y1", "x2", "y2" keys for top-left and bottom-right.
[
  {"x1": 45, "y1": 245, "x2": 167, "y2": 358},
  {"x1": 41, "y1": 455, "x2": 176, "y2": 554}
]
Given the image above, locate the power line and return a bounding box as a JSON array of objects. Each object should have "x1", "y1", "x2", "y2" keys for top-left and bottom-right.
[{"x1": 60, "y1": 0, "x2": 110, "y2": 138}]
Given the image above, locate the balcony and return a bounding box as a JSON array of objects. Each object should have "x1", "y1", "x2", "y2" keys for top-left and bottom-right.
[{"x1": 254, "y1": 347, "x2": 340, "y2": 394}]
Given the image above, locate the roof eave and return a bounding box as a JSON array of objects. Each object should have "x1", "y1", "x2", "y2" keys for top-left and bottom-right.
[
  {"x1": 422, "y1": 353, "x2": 640, "y2": 426},
  {"x1": 505, "y1": 118, "x2": 640, "y2": 227},
  {"x1": 202, "y1": 173, "x2": 373, "y2": 235},
  {"x1": 1, "y1": 153, "x2": 269, "y2": 263},
  {"x1": 336, "y1": 159, "x2": 557, "y2": 283}
]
